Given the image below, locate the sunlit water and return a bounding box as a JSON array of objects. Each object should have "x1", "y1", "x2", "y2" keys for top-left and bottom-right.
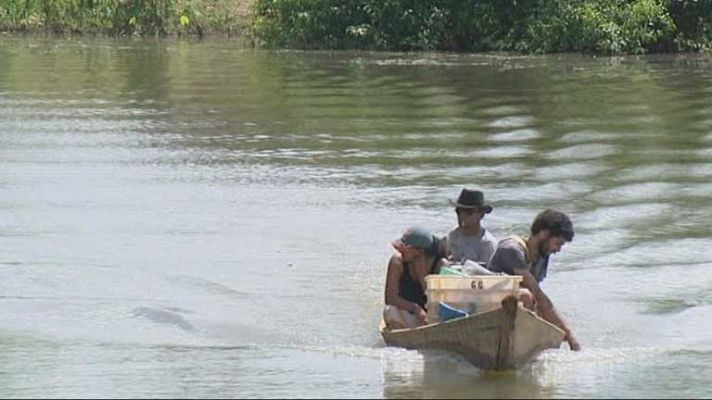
[{"x1": 1, "y1": 37, "x2": 711, "y2": 398}]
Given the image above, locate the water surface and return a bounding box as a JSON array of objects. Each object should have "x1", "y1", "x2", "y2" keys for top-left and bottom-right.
[{"x1": 1, "y1": 37, "x2": 711, "y2": 398}]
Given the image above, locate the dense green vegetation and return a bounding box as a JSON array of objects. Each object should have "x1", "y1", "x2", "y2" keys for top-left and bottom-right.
[
  {"x1": 251, "y1": 0, "x2": 712, "y2": 54},
  {"x1": 0, "y1": 0, "x2": 249, "y2": 36},
  {"x1": 2, "y1": 0, "x2": 712, "y2": 54}
]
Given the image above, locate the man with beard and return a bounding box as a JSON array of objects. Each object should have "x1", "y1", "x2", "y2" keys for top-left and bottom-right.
[{"x1": 487, "y1": 209, "x2": 582, "y2": 351}]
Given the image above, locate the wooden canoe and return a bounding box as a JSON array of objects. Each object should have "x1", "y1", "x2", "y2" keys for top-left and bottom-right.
[{"x1": 379, "y1": 296, "x2": 565, "y2": 370}]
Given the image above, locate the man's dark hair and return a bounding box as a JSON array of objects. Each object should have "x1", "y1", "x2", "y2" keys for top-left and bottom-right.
[{"x1": 530, "y1": 209, "x2": 574, "y2": 242}]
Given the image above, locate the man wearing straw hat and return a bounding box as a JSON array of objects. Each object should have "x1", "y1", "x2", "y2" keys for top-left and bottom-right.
[{"x1": 445, "y1": 188, "x2": 498, "y2": 268}]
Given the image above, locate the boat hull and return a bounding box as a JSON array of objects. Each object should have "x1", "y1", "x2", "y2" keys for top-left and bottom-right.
[{"x1": 379, "y1": 296, "x2": 564, "y2": 370}]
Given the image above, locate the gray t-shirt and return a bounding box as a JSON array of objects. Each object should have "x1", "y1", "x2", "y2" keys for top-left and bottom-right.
[
  {"x1": 487, "y1": 236, "x2": 549, "y2": 282},
  {"x1": 446, "y1": 226, "x2": 497, "y2": 265}
]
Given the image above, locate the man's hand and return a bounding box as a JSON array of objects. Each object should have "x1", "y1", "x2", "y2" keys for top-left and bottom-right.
[
  {"x1": 414, "y1": 306, "x2": 428, "y2": 326},
  {"x1": 566, "y1": 334, "x2": 581, "y2": 351}
]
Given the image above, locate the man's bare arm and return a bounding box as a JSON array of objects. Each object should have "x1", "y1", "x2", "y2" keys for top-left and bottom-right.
[{"x1": 513, "y1": 267, "x2": 581, "y2": 351}]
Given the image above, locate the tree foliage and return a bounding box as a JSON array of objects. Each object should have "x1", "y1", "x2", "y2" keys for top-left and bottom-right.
[
  {"x1": 0, "y1": 0, "x2": 247, "y2": 36},
  {"x1": 251, "y1": 0, "x2": 712, "y2": 54}
]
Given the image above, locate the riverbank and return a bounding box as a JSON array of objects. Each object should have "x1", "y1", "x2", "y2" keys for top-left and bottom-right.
[
  {"x1": 2, "y1": 0, "x2": 712, "y2": 54},
  {"x1": 0, "y1": 0, "x2": 252, "y2": 38},
  {"x1": 250, "y1": 0, "x2": 712, "y2": 54}
]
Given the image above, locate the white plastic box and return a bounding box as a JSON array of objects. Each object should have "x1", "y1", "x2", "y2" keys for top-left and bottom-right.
[{"x1": 425, "y1": 275, "x2": 522, "y2": 324}]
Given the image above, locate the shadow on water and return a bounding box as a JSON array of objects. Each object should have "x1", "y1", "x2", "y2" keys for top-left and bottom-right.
[{"x1": 130, "y1": 307, "x2": 194, "y2": 332}]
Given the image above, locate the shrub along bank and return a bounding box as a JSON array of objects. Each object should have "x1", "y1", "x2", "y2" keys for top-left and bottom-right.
[
  {"x1": 251, "y1": 0, "x2": 712, "y2": 54},
  {"x1": 0, "y1": 0, "x2": 250, "y2": 37},
  {"x1": 2, "y1": 0, "x2": 712, "y2": 54}
]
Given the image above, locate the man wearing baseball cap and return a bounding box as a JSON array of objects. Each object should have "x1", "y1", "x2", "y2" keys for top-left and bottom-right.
[{"x1": 383, "y1": 226, "x2": 447, "y2": 330}]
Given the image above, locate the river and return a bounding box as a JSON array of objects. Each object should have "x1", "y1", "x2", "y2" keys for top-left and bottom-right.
[{"x1": 0, "y1": 36, "x2": 711, "y2": 398}]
